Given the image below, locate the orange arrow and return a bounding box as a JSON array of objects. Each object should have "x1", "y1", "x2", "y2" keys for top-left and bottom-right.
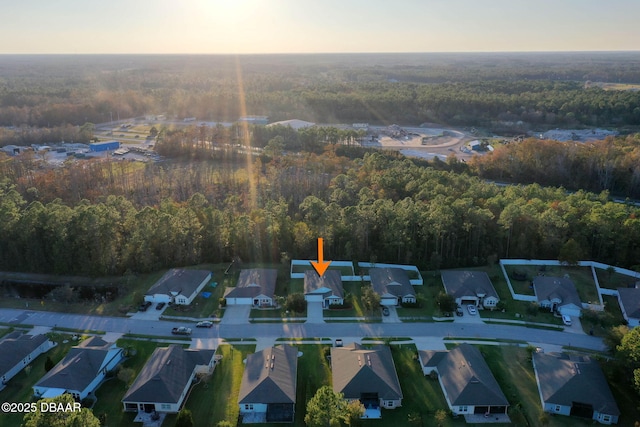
[{"x1": 310, "y1": 238, "x2": 332, "y2": 277}]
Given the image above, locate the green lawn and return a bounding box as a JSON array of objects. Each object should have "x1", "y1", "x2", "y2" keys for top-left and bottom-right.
[
  {"x1": 595, "y1": 268, "x2": 639, "y2": 290},
  {"x1": 0, "y1": 333, "x2": 78, "y2": 427},
  {"x1": 250, "y1": 307, "x2": 306, "y2": 319},
  {"x1": 395, "y1": 284, "x2": 438, "y2": 318},
  {"x1": 580, "y1": 295, "x2": 627, "y2": 337},
  {"x1": 190, "y1": 344, "x2": 256, "y2": 426}
]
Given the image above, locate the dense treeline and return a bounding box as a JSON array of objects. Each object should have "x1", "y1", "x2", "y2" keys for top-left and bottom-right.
[
  {"x1": 1, "y1": 53, "x2": 640, "y2": 140},
  {"x1": 1, "y1": 151, "x2": 639, "y2": 276},
  {"x1": 470, "y1": 134, "x2": 640, "y2": 198}
]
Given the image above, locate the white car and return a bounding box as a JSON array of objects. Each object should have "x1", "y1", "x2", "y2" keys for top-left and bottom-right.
[
  {"x1": 562, "y1": 315, "x2": 572, "y2": 326},
  {"x1": 467, "y1": 305, "x2": 477, "y2": 315}
]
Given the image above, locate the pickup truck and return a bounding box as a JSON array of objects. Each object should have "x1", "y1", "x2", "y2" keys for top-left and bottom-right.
[{"x1": 171, "y1": 327, "x2": 192, "y2": 336}]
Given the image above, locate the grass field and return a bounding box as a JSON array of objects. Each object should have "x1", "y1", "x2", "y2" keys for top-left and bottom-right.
[{"x1": 595, "y1": 268, "x2": 639, "y2": 290}]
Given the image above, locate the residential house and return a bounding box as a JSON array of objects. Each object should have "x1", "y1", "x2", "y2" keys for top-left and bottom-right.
[
  {"x1": 331, "y1": 343, "x2": 403, "y2": 418},
  {"x1": 144, "y1": 269, "x2": 212, "y2": 305},
  {"x1": 304, "y1": 270, "x2": 344, "y2": 308},
  {"x1": 532, "y1": 352, "x2": 619, "y2": 424},
  {"x1": 617, "y1": 285, "x2": 640, "y2": 327},
  {"x1": 441, "y1": 270, "x2": 500, "y2": 309},
  {"x1": 369, "y1": 268, "x2": 416, "y2": 306},
  {"x1": 33, "y1": 336, "x2": 123, "y2": 400},
  {"x1": 224, "y1": 269, "x2": 278, "y2": 307},
  {"x1": 533, "y1": 276, "x2": 582, "y2": 317},
  {"x1": 122, "y1": 345, "x2": 216, "y2": 414},
  {"x1": 0, "y1": 332, "x2": 56, "y2": 390},
  {"x1": 238, "y1": 345, "x2": 298, "y2": 423},
  {"x1": 419, "y1": 344, "x2": 509, "y2": 418}
]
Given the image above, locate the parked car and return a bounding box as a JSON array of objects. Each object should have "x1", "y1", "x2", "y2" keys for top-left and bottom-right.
[
  {"x1": 335, "y1": 339, "x2": 343, "y2": 347},
  {"x1": 562, "y1": 314, "x2": 572, "y2": 326},
  {"x1": 467, "y1": 305, "x2": 477, "y2": 315},
  {"x1": 171, "y1": 327, "x2": 192, "y2": 335},
  {"x1": 381, "y1": 307, "x2": 390, "y2": 316},
  {"x1": 138, "y1": 301, "x2": 152, "y2": 312},
  {"x1": 455, "y1": 306, "x2": 464, "y2": 317},
  {"x1": 156, "y1": 302, "x2": 166, "y2": 310},
  {"x1": 196, "y1": 321, "x2": 213, "y2": 328}
]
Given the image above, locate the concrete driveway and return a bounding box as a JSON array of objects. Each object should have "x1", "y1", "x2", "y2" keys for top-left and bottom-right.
[
  {"x1": 220, "y1": 305, "x2": 251, "y2": 325},
  {"x1": 306, "y1": 301, "x2": 324, "y2": 323},
  {"x1": 563, "y1": 315, "x2": 586, "y2": 334},
  {"x1": 381, "y1": 306, "x2": 401, "y2": 323},
  {"x1": 454, "y1": 308, "x2": 485, "y2": 324}
]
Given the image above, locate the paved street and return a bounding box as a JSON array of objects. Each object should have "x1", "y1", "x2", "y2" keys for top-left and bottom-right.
[{"x1": 0, "y1": 308, "x2": 607, "y2": 352}]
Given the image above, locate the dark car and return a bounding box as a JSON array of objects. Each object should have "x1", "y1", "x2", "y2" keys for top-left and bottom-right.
[
  {"x1": 455, "y1": 306, "x2": 464, "y2": 317},
  {"x1": 381, "y1": 307, "x2": 390, "y2": 316},
  {"x1": 156, "y1": 302, "x2": 166, "y2": 310},
  {"x1": 196, "y1": 321, "x2": 213, "y2": 328},
  {"x1": 138, "y1": 301, "x2": 152, "y2": 312}
]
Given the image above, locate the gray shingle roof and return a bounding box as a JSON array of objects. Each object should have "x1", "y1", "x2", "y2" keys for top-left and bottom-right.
[
  {"x1": 304, "y1": 270, "x2": 343, "y2": 299},
  {"x1": 533, "y1": 352, "x2": 619, "y2": 416},
  {"x1": 331, "y1": 343, "x2": 402, "y2": 401},
  {"x1": 441, "y1": 270, "x2": 498, "y2": 300},
  {"x1": 418, "y1": 350, "x2": 447, "y2": 369},
  {"x1": 225, "y1": 269, "x2": 277, "y2": 299},
  {"x1": 533, "y1": 276, "x2": 582, "y2": 307},
  {"x1": 146, "y1": 269, "x2": 211, "y2": 298},
  {"x1": 436, "y1": 344, "x2": 509, "y2": 407},
  {"x1": 617, "y1": 287, "x2": 640, "y2": 320},
  {"x1": 35, "y1": 339, "x2": 119, "y2": 392},
  {"x1": 0, "y1": 333, "x2": 50, "y2": 377},
  {"x1": 122, "y1": 345, "x2": 215, "y2": 404},
  {"x1": 238, "y1": 345, "x2": 297, "y2": 404},
  {"x1": 369, "y1": 268, "x2": 415, "y2": 299}
]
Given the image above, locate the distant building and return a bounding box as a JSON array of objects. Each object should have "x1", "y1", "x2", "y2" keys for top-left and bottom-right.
[
  {"x1": 369, "y1": 268, "x2": 416, "y2": 306},
  {"x1": 617, "y1": 284, "x2": 640, "y2": 327},
  {"x1": 304, "y1": 270, "x2": 344, "y2": 308},
  {"x1": 238, "y1": 116, "x2": 269, "y2": 125},
  {"x1": 533, "y1": 276, "x2": 582, "y2": 317},
  {"x1": 441, "y1": 270, "x2": 500, "y2": 310},
  {"x1": 89, "y1": 141, "x2": 120, "y2": 152},
  {"x1": 0, "y1": 333, "x2": 56, "y2": 390},
  {"x1": 224, "y1": 269, "x2": 277, "y2": 307},
  {"x1": 267, "y1": 119, "x2": 315, "y2": 130}
]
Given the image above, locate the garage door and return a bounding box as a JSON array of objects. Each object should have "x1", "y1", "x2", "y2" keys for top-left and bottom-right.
[
  {"x1": 226, "y1": 297, "x2": 252, "y2": 305},
  {"x1": 305, "y1": 294, "x2": 324, "y2": 303}
]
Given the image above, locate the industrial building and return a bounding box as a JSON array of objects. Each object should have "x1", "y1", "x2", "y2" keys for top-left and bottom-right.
[{"x1": 89, "y1": 141, "x2": 120, "y2": 152}]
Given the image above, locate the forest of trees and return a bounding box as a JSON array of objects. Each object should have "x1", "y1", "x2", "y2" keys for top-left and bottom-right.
[
  {"x1": 1, "y1": 149, "x2": 639, "y2": 276},
  {"x1": 1, "y1": 53, "x2": 640, "y2": 145}
]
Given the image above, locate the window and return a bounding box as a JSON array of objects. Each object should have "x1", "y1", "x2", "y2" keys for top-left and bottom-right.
[
  {"x1": 459, "y1": 406, "x2": 468, "y2": 412},
  {"x1": 244, "y1": 404, "x2": 254, "y2": 410},
  {"x1": 602, "y1": 415, "x2": 611, "y2": 422},
  {"x1": 161, "y1": 404, "x2": 171, "y2": 410},
  {"x1": 555, "y1": 405, "x2": 561, "y2": 412}
]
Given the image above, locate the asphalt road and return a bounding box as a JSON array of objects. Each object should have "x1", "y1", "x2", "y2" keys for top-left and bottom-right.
[{"x1": 0, "y1": 308, "x2": 606, "y2": 351}]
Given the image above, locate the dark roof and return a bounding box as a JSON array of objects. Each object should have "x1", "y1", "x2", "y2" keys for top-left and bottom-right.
[
  {"x1": 533, "y1": 352, "x2": 619, "y2": 416},
  {"x1": 617, "y1": 287, "x2": 640, "y2": 319},
  {"x1": 418, "y1": 350, "x2": 447, "y2": 369},
  {"x1": 331, "y1": 343, "x2": 403, "y2": 401},
  {"x1": 436, "y1": 344, "x2": 509, "y2": 407},
  {"x1": 35, "y1": 339, "x2": 118, "y2": 392},
  {"x1": 239, "y1": 345, "x2": 298, "y2": 404},
  {"x1": 441, "y1": 270, "x2": 498, "y2": 300},
  {"x1": 0, "y1": 333, "x2": 50, "y2": 376},
  {"x1": 123, "y1": 345, "x2": 215, "y2": 404},
  {"x1": 225, "y1": 269, "x2": 277, "y2": 299},
  {"x1": 533, "y1": 276, "x2": 582, "y2": 307},
  {"x1": 146, "y1": 269, "x2": 211, "y2": 297},
  {"x1": 304, "y1": 270, "x2": 343, "y2": 298},
  {"x1": 369, "y1": 268, "x2": 415, "y2": 299}
]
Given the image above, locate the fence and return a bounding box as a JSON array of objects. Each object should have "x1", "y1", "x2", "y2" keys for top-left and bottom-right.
[
  {"x1": 289, "y1": 260, "x2": 359, "y2": 281},
  {"x1": 357, "y1": 262, "x2": 423, "y2": 285}
]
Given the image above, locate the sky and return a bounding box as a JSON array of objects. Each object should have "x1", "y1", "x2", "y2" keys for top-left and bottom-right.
[{"x1": 1, "y1": 0, "x2": 639, "y2": 54}]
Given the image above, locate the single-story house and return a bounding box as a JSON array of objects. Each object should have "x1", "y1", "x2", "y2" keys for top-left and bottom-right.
[
  {"x1": 304, "y1": 270, "x2": 344, "y2": 308},
  {"x1": 420, "y1": 344, "x2": 509, "y2": 417},
  {"x1": 617, "y1": 285, "x2": 640, "y2": 327},
  {"x1": 33, "y1": 336, "x2": 123, "y2": 400},
  {"x1": 0, "y1": 332, "x2": 56, "y2": 390},
  {"x1": 369, "y1": 268, "x2": 416, "y2": 306},
  {"x1": 224, "y1": 269, "x2": 278, "y2": 307},
  {"x1": 532, "y1": 352, "x2": 619, "y2": 424},
  {"x1": 122, "y1": 345, "x2": 216, "y2": 414},
  {"x1": 238, "y1": 345, "x2": 298, "y2": 423},
  {"x1": 331, "y1": 343, "x2": 403, "y2": 418},
  {"x1": 533, "y1": 276, "x2": 582, "y2": 317},
  {"x1": 144, "y1": 269, "x2": 212, "y2": 305},
  {"x1": 441, "y1": 270, "x2": 500, "y2": 309}
]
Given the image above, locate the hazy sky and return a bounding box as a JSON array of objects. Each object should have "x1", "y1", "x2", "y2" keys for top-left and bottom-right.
[{"x1": 1, "y1": 0, "x2": 639, "y2": 54}]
